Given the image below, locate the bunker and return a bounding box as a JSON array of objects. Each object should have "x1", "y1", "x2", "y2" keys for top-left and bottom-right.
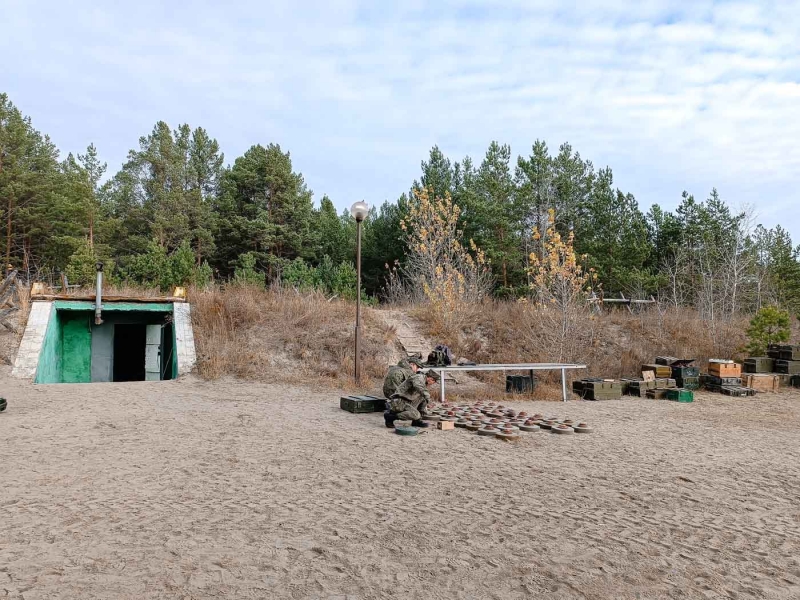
[{"x1": 13, "y1": 299, "x2": 196, "y2": 383}]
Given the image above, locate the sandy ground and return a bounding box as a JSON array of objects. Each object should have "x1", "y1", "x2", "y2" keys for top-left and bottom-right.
[{"x1": 2, "y1": 373, "x2": 800, "y2": 600}]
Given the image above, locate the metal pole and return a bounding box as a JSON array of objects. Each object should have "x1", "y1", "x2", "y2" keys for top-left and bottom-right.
[
  {"x1": 561, "y1": 368, "x2": 567, "y2": 402},
  {"x1": 354, "y1": 220, "x2": 362, "y2": 383},
  {"x1": 94, "y1": 262, "x2": 104, "y2": 325},
  {"x1": 440, "y1": 371, "x2": 446, "y2": 404}
]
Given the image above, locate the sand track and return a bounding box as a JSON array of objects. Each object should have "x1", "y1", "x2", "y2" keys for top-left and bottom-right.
[{"x1": 2, "y1": 373, "x2": 800, "y2": 599}]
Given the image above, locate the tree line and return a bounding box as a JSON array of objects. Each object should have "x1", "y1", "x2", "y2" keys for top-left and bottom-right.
[{"x1": 1, "y1": 92, "x2": 798, "y2": 315}]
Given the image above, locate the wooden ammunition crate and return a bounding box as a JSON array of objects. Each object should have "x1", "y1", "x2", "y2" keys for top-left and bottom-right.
[
  {"x1": 620, "y1": 378, "x2": 638, "y2": 395},
  {"x1": 656, "y1": 356, "x2": 696, "y2": 367},
  {"x1": 776, "y1": 374, "x2": 793, "y2": 388},
  {"x1": 627, "y1": 379, "x2": 656, "y2": 394},
  {"x1": 675, "y1": 377, "x2": 700, "y2": 390},
  {"x1": 741, "y1": 373, "x2": 778, "y2": 392},
  {"x1": 706, "y1": 375, "x2": 742, "y2": 386},
  {"x1": 777, "y1": 345, "x2": 800, "y2": 361},
  {"x1": 743, "y1": 357, "x2": 775, "y2": 374},
  {"x1": 572, "y1": 378, "x2": 603, "y2": 395},
  {"x1": 642, "y1": 364, "x2": 672, "y2": 378},
  {"x1": 774, "y1": 360, "x2": 800, "y2": 375},
  {"x1": 655, "y1": 378, "x2": 677, "y2": 388},
  {"x1": 671, "y1": 366, "x2": 700, "y2": 378},
  {"x1": 720, "y1": 385, "x2": 756, "y2": 397},
  {"x1": 708, "y1": 361, "x2": 741, "y2": 378},
  {"x1": 582, "y1": 388, "x2": 623, "y2": 401},
  {"x1": 646, "y1": 388, "x2": 669, "y2": 399},
  {"x1": 655, "y1": 356, "x2": 679, "y2": 366},
  {"x1": 666, "y1": 388, "x2": 694, "y2": 403},
  {"x1": 767, "y1": 344, "x2": 783, "y2": 359},
  {"x1": 340, "y1": 395, "x2": 387, "y2": 413}
]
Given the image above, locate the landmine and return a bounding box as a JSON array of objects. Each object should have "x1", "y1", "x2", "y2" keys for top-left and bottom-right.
[{"x1": 417, "y1": 401, "x2": 594, "y2": 438}]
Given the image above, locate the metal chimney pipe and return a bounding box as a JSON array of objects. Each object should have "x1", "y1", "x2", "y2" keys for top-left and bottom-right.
[{"x1": 95, "y1": 262, "x2": 104, "y2": 325}]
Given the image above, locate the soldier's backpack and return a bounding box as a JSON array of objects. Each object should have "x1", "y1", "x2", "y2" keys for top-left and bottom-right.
[{"x1": 427, "y1": 344, "x2": 453, "y2": 366}]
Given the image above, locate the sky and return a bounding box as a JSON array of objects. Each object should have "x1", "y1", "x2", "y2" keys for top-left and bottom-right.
[{"x1": 2, "y1": 0, "x2": 799, "y2": 240}]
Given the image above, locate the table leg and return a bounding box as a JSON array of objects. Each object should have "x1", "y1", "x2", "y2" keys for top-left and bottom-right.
[
  {"x1": 561, "y1": 368, "x2": 567, "y2": 402},
  {"x1": 529, "y1": 369, "x2": 535, "y2": 395},
  {"x1": 440, "y1": 374, "x2": 446, "y2": 404}
]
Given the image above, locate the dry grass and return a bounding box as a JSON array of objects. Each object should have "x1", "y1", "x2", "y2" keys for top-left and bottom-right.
[
  {"x1": 414, "y1": 301, "x2": 756, "y2": 387},
  {"x1": 191, "y1": 285, "x2": 398, "y2": 390}
]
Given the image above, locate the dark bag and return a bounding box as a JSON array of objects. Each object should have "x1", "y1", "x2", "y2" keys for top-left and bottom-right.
[{"x1": 427, "y1": 344, "x2": 453, "y2": 366}]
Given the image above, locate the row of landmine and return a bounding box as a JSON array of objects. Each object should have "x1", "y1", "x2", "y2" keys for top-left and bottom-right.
[{"x1": 420, "y1": 401, "x2": 594, "y2": 440}]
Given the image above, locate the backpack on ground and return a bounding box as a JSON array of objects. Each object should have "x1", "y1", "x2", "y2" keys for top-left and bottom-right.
[{"x1": 427, "y1": 344, "x2": 453, "y2": 367}]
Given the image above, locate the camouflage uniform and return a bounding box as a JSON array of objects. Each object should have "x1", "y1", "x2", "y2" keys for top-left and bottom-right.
[
  {"x1": 389, "y1": 373, "x2": 431, "y2": 421},
  {"x1": 382, "y1": 358, "x2": 415, "y2": 399}
]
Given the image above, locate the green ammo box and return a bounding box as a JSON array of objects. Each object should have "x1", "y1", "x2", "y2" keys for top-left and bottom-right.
[
  {"x1": 767, "y1": 344, "x2": 782, "y2": 359},
  {"x1": 340, "y1": 395, "x2": 387, "y2": 413},
  {"x1": 791, "y1": 375, "x2": 800, "y2": 388},
  {"x1": 779, "y1": 346, "x2": 800, "y2": 361},
  {"x1": 646, "y1": 388, "x2": 669, "y2": 399},
  {"x1": 774, "y1": 360, "x2": 800, "y2": 375},
  {"x1": 578, "y1": 379, "x2": 622, "y2": 400},
  {"x1": 720, "y1": 385, "x2": 756, "y2": 397},
  {"x1": 743, "y1": 357, "x2": 774, "y2": 373},
  {"x1": 666, "y1": 388, "x2": 694, "y2": 403},
  {"x1": 655, "y1": 378, "x2": 677, "y2": 388},
  {"x1": 627, "y1": 380, "x2": 656, "y2": 396},
  {"x1": 675, "y1": 376, "x2": 700, "y2": 390},
  {"x1": 671, "y1": 366, "x2": 699, "y2": 378}
]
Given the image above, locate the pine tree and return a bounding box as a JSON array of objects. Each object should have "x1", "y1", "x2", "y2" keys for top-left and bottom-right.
[
  {"x1": 471, "y1": 141, "x2": 520, "y2": 291},
  {"x1": 214, "y1": 144, "x2": 313, "y2": 278}
]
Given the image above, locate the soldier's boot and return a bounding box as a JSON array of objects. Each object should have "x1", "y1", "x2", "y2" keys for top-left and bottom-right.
[
  {"x1": 411, "y1": 419, "x2": 430, "y2": 428},
  {"x1": 384, "y1": 411, "x2": 397, "y2": 428}
]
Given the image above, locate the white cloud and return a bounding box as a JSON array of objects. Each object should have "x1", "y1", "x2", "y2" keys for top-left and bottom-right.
[{"x1": 0, "y1": 0, "x2": 798, "y2": 239}]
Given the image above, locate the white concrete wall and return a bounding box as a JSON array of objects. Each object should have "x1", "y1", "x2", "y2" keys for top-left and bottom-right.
[
  {"x1": 173, "y1": 303, "x2": 197, "y2": 376},
  {"x1": 12, "y1": 301, "x2": 54, "y2": 379}
]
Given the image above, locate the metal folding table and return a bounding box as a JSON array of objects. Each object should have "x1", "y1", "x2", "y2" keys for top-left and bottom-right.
[{"x1": 430, "y1": 363, "x2": 587, "y2": 403}]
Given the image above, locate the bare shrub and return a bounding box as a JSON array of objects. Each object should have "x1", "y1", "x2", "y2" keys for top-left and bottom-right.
[{"x1": 380, "y1": 262, "x2": 413, "y2": 306}]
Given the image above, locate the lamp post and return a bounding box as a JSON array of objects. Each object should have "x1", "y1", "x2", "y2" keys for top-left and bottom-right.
[{"x1": 350, "y1": 200, "x2": 369, "y2": 383}]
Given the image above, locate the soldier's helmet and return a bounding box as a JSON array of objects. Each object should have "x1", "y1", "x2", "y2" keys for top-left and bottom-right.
[{"x1": 424, "y1": 369, "x2": 441, "y2": 382}]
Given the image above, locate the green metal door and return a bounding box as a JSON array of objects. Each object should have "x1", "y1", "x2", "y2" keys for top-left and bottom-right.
[{"x1": 62, "y1": 313, "x2": 92, "y2": 383}]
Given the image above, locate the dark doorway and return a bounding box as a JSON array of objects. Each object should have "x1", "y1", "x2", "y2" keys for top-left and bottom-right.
[{"x1": 113, "y1": 324, "x2": 146, "y2": 381}]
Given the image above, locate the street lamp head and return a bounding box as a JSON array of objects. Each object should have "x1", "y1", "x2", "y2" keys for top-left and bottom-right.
[{"x1": 350, "y1": 200, "x2": 369, "y2": 222}]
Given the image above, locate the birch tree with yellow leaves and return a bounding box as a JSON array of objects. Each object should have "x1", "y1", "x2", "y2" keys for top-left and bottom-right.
[
  {"x1": 524, "y1": 209, "x2": 597, "y2": 362},
  {"x1": 401, "y1": 188, "x2": 492, "y2": 331}
]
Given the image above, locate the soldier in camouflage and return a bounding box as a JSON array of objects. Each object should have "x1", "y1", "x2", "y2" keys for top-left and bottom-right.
[
  {"x1": 382, "y1": 356, "x2": 424, "y2": 399},
  {"x1": 384, "y1": 370, "x2": 440, "y2": 428}
]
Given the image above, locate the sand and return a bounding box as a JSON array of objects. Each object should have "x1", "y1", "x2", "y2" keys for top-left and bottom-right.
[{"x1": 2, "y1": 373, "x2": 800, "y2": 600}]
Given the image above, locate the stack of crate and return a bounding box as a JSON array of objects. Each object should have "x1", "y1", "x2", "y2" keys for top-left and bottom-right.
[
  {"x1": 736, "y1": 345, "x2": 800, "y2": 391},
  {"x1": 705, "y1": 360, "x2": 755, "y2": 396},
  {"x1": 624, "y1": 378, "x2": 656, "y2": 397},
  {"x1": 655, "y1": 356, "x2": 699, "y2": 393},
  {"x1": 742, "y1": 356, "x2": 778, "y2": 391},
  {"x1": 769, "y1": 344, "x2": 800, "y2": 376}
]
